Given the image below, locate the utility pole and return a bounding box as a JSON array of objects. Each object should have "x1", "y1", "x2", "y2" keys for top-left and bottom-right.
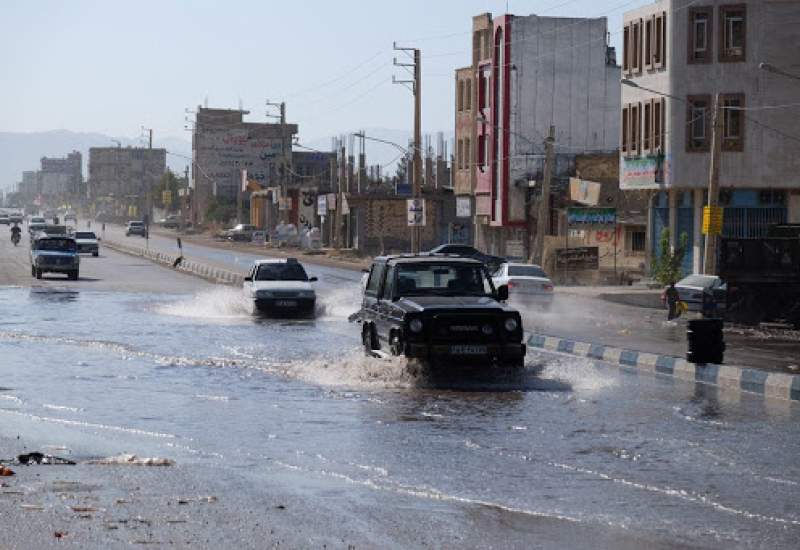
[
  {"x1": 533, "y1": 126, "x2": 556, "y2": 265},
  {"x1": 703, "y1": 94, "x2": 723, "y2": 275},
  {"x1": 393, "y1": 43, "x2": 421, "y2": 253},
  {"x1": 267, "y1": 101, "x2": 288, "y2": 224}
]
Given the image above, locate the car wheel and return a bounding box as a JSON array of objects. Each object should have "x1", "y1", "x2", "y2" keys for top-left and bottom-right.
[
  {"x1": 92, "y1": 251, "x2": 99, "y2": 257},
  {"x1": 31, "y1": 265, "x2": 35, "y2": 278},
  {"x1": 35, "y1": 268, "x2": 42, "y2": 279}
]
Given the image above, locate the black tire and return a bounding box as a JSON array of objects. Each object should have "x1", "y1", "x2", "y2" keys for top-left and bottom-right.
[
  {"x1": 92, "y1": 252, "x2": 99, "y2": 257},
  {"x1": 35, "y1": 268, "x2": 42, "y2": 279},
  {"x1": 69, "y1": 270, "x2": 79, "y2": 281},
  {"x1": 31, "y1": 265, "x2": 35, "y2": 278}
]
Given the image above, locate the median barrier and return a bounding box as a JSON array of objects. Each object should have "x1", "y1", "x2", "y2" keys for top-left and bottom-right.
[{"x1": 527, "y1": 333, "x2": 800, "y2": 402}]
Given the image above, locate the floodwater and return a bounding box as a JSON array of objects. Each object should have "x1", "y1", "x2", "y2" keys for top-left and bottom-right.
[{"x1": 1, "y1": 278, "x2": 800, "y2": 548}]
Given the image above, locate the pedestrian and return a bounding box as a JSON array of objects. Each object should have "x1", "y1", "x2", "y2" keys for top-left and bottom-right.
[{"x1": 665, "y1": 281, "x2": 681, "y2": 321}]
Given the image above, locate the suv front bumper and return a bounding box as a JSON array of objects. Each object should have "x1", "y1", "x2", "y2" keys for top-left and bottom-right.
[{"x1": 406, "y1": 342, "x2": 526, "y2": 363}]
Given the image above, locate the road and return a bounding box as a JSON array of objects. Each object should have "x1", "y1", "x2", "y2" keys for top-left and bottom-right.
[{"x1": 1, "y1": 226, "x2": 799, "y2": 548}]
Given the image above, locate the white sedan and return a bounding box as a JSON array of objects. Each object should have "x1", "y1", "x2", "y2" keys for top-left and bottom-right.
[
  {"x1": 243, "y1": 258, "x2": 318, "y2": 317},
  {"x1": 492, "y1": 263, "x2": 554, "y2": 310}
]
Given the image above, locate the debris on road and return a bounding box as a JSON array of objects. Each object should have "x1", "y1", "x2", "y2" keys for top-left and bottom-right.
[
  {"x1": 88, "y1": 454, "x2": 175, "y2": 466},
  {"x1": 16, "y1": 452, "x2": 76, "y2": 465},
  {"x1": 0, "y1": 465, "x2": 15, "y2": 476}
]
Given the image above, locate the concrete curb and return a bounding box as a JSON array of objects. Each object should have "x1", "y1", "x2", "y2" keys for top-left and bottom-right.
[
  {"x1": 527, "y1": 333, "x2": 800, "y2": 402},
  {"x1": 103, "y1": 239, "x2": 243, "y2": 287}
]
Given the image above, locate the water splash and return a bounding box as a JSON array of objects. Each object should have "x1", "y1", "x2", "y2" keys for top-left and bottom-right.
[{"x1": 155, "y1": 287, "x2": 252, "y2": 321}]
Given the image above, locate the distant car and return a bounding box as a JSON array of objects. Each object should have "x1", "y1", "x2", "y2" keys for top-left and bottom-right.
[
  {"x1": 28, "y1": 217, "x2": 47, "y2": 234},
  {"x1": 224, "y1": 223, "x2": 257, "y2": 242},
  {"x1": 126, "y1": 221, "x2": 147, "y2": 237},
  {"x1": 428, "y1": 244, "x2": 506, "y2": 272},
  {"x1": 9, "y1": 212, "x2": 23, "y2": 224},
  {"x1": 30, "y1": 234, "x2": 80, "y2": 280},
  {"x1": 492, "y1": 263, "x2": 554, "y2": 310},
  {"x1": 243, "y1": 258, "x2": 318, "y2": 316},
  {"x1": 74, "y1": 231, "x2": 99, "y2": 256},
  {"x1": 159, "y1": 214, "x2": 180, "y2": 229},
  {"x1": 0, "y1": 214, "x2": 9, "y2": 225},
  {"x1": 663, "y1": 274, "x2": 727, "y2": 315}
]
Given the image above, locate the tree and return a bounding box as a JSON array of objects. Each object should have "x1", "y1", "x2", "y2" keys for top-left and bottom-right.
[
  {"x1": 152, "y1": 170, "x2": 182, "y2": 211},
  {"x1": 652, "y1": 228, "x2": 689, "y2": 285},
  {"x1": 205, "y1": 197, "x2": 236, "y2": 224}
]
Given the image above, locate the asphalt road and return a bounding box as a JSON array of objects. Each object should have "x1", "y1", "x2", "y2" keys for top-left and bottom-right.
[{"x1": 2, "y1": 223, "x2": 799, "y2": 548}]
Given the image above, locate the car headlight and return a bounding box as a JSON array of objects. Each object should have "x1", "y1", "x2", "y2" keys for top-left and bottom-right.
[
  {"x1": 409, "y1": 318, "x2": 423, "y2": 333},
  {"x1": 481, "y1": 324, "x2": 494, "y2": 335},
  {"x1": 504, "y1": 318, "x2": 518, "y2": 332}
]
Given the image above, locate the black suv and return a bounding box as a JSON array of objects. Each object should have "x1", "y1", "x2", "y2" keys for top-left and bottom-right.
[
  {"x1": 427, "y1": 244, "x2": 506, "y2": 272},
  {"x1": 357, "y1": 254, "x2": 526, "y2": 368}
]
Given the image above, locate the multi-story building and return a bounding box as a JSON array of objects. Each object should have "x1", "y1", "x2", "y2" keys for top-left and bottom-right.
[
  {"x1": 192, "y1": 107, "x2": 297, "y2": 225},
  {"x1": 621, "y1": 0, "x2": 800, "y2": 274},
  {"x1": 456, "y1": 12, "x2": 621, "y2": 257},
  {"x1": 88, "y1": 147, "x2": 166, "y2": 217},
  {"x1": 18, "y1": 171, "x2": 39, "y2": 200},
  {"x1": 40, "y1": 151, "x2": 82, "y2": 199}
]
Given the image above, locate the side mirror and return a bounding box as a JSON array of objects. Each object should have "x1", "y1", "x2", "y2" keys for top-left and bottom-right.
[
  {"x1": 361, "y1": 268, "x2": 370, "y2": 274},
  {"x1": 309, "y1": 276, "x2": 318, "y2": 282},
  {"x1": 244, "y1": 276, "x2": 252, "y2": 282},
  {"x1": 497, "y1": 285, "x2": 509, "y2": 301}
]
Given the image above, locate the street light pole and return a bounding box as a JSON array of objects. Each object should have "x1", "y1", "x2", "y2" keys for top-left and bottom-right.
[{"x1": 703, "y1": 94, "x2": 723, "y2": 275}]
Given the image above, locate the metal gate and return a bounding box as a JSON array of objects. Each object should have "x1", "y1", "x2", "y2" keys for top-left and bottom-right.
[{"x1": 722, "y1": 207, "x2": 787, "y2": 239}]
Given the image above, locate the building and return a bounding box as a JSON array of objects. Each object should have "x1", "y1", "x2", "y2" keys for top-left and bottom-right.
[
  {"x1": 192, "y1": 107, "x2": 297, "y2": 225},
  {"x1": 18, "y1": 171, "x2": 39, "y2": 200},
  {"x1": 620, "y1": 0, "x2": 800, "y2": 275},
  {"x1": 456, "y1": 12, "x2": 621, "y2": 258},
  {"x1": 39, "y1": 151, "x2": 82, "y2": 200},
  {"x1": 88, "y1": 147, "x2": 166, "y2": 219}
]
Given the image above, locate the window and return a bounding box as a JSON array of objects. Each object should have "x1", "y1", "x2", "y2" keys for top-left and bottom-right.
[
  {"x1": 365, "y1": 263, "x2": 385, "y2": 296},
  {"x1": 477, "y1": 134, "x2": 486, "y2": 169},
  {"x1": 482, "y1": 67, "x2": 491, "y2": 109},
  {"x1": 632, "y1": 19, "x2": 643, "y2": 73},
  {"x1": 623, "y1": 24, "x2": 631, "y2": 73},
  {"x1": 626, "y1": 228, "x2": 646, "y2": 253},
  {"x1": 644, "y1": 17, "x2": 653, "y2": 70},
  {"x1": 653, "y1": 98, "x2": 665, "y2": 152},
  {"x1": 465, "y1": 79, "x2": 472, "y2": 111},
  {"x1": 382, "y1": 266, "x2": 396, "y2": 299},
  {"x1": 722, "y1": 93, "x2": 744, "y2": 151},
  {"x1": 720, "y1": 5, "x2": 746, "y2": 62},
  {"x1": 687, "y1": 95, "x2": 711, "y2": 152},
  {"x1": 464, "y1": 137, "x2": 471, "y2": 170},
  {"x1": 688, "y1": 7, "x2": 712, "y2": 63},
  {"x1": 457, "y1": 80, "x2": 464, "y2": 111},
  {"x1": 621, "y1": 106, "x2": 629, "y2": 154},
  {"x1": 654, "y1": 12, "x2": 666, "y2": 68},
  {"x1": 631, "y1": 102, "x2": 641, "y2": 154},
  {"x1": 457, "y1": 139, "x2": 464, "y2": 170},
  {"x1": 643, "y1": 101, "x2": 652, "y2": 152}
]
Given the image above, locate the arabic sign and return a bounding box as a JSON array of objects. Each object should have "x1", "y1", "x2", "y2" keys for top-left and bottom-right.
[
  {"x1": 702, "y1": 206, "x2": 724, "y2": 236},
  {"x1": 569, "y1": 178, "x2": 602, "y2": 206},
  {"x1": 317, "y1": 195, "x2": 327, "y2": 216},
  {"x1": 407, "y1": 198, "x2": 426, "y2": 226},
  {"x1": 555, "y1": 247, "x2": 599, "y2": 270},
  {"x1": 567, "y1": 207, "x2": 616, "y2": 226}
]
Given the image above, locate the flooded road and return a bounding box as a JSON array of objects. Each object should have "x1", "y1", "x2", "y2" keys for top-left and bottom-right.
[{"x1": 2, "y1": 237, "x2": 800, "y2": 548}]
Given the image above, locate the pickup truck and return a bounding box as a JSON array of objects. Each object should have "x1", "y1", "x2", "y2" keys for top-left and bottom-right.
[
  {"x1": 355, "y1": 254, "x2": 526, "y2": 368},
  {"x1": 30, "y1": 234, "x2": 80, "y2": 280}
]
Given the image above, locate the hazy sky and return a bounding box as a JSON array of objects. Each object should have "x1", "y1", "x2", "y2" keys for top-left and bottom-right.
[{"x1": 1, "y1": 0, "x2": 643, "y2": 142}]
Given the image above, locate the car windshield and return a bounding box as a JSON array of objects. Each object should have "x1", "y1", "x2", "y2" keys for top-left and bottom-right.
[
  {"x1": 678, "y1": 275, "x2": 717, "y2": 288},
  {"x1": 394, "y1": 263, "x2": 493, "y2": 296},
  {"x1": 36, "y1": 239, "x2": 76, "y2": 252},
  {"x1": 508, "y1": 265, "x2": 548, "y2": 278},
  {"x1": 75, "y1": 232, "x2": 96, "y2": 239},
  {"x1": 256, "y1": 263, "x2": 308, "y2": 281},
  {"x1": 129, "y1": 222, "x2": 143, "y2": 227}
]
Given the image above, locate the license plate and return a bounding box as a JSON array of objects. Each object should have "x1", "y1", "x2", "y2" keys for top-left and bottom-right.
[
  {"x1": 275, "y1": 300, "x2": 297, "y2": 307},
  {"x1": 450, "y1": 345, "x2": 488, "y2": 355}
]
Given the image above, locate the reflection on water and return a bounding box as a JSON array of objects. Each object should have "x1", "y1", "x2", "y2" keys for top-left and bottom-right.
[{"x1": 29, "y1": 286, "x2": 80, "y2": 303}]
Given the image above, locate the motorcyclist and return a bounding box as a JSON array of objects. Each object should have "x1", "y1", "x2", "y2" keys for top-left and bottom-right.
[{"x1": 10, "y1": 223, "x2": 21, "y2": 245}]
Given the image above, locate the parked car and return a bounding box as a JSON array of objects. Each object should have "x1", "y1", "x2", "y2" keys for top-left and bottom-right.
[
  {"x1": 159, "y1": 214, "x2": 180, "y2": 229},
  {"x1": 0, "y1": 214, "x2": 9, "y2": 225},
  {"x1": 428, "y1": 244, "x2": 506, "y2": 272},
  {"x1": 224, "y1": 223, "x2": 257, "y2": 242},
  {"x1": 30, "y1": 234, "x2": 80, "y2": 280},
  {"x1": 126, "y1": 221, "x2": 147, "y2": 237},
  {"x1": 356, "y1": 254, "x2": 525, "y2": 368},
  {"x1": 492, "y1": 263, "x2": 554, "y2": 310},
  {"x1": 243, "y1": 258, "x2": 318, "y2": 316},
  {"x1": 662, "y1": 274, "x2": 727, "y2": 314},
  {"x1": 74, "y1": 231, "x2": 99, "y2": 256}
]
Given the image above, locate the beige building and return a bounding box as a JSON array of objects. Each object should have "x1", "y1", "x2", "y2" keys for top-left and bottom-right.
[{"x1": 88, "y1": 147, "x2": 166, "y2": 217}]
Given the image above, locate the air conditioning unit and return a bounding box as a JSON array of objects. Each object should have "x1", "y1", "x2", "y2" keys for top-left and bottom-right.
[{"x1": 725, "y1": 47, "x2": 743, "y2": 57}]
